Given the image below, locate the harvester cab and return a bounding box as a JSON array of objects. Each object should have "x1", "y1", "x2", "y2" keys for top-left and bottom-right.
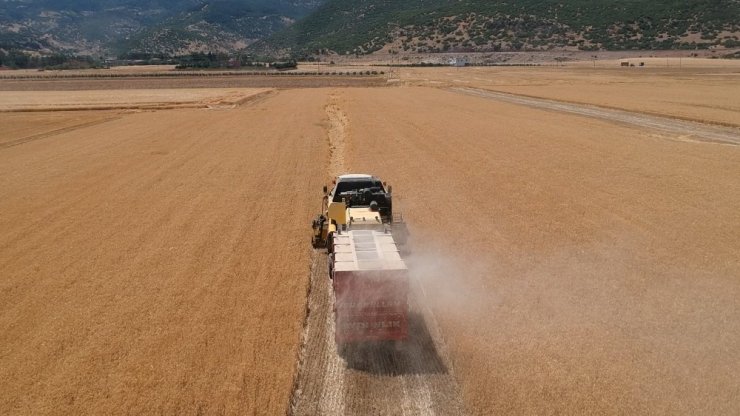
[{"x1": 312, "y1": 174, "x2": 407, "y2": 248}]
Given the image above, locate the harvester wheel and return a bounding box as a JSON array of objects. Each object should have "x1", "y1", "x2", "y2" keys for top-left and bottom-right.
[{"x1": 312, "y1": 236, "x2": 327, "y2": 249}]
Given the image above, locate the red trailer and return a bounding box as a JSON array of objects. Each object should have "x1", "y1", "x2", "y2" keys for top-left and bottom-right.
[{"x1": 331, "y1": 229, "x2": 409, "y2": 344}]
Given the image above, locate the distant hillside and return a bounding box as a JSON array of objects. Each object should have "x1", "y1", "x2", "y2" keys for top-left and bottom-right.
[
  {"x1": 0, "y1": 0, "x2": 323, "y2": 56},
  {"x1": 255, "y1": 0, "x2": 740, "y2": 56},
  {"x1": 117, "y1": 0, "x2": 324, "y2": 55},
  {"x1": 4, "y1": 0, "x2": 738, "y2": 58}
]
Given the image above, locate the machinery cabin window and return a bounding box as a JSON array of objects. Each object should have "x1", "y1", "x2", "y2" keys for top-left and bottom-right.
[{"x1": 332, "y1": 180, "x2": 384, "y2": 202}]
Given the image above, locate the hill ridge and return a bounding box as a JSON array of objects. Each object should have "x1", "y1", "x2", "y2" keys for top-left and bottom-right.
[{"x1": 253, "y1": 0, "x2": 740, "y2": 56}]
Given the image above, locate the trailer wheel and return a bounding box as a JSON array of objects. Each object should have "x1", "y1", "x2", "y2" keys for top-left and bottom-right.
[{"x1": 327, "y1": 232, "x2": 334, "y2": 253}]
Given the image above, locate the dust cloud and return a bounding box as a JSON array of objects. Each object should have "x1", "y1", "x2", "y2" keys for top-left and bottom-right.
[{"x1": 405, "y1": 246, "x2": 497, "y2": 328}]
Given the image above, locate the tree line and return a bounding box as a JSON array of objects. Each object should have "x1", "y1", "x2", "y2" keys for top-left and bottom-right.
[
  {"x1": 0, "y1": 50, "x2": 297, "y2": 71},
  {"x1": 0, "y1": 50, "x2": 102, "y2": 69}
]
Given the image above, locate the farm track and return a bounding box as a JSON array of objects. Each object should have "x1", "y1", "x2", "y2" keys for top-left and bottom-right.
[
  {"x1": 290, "y1": 94, "x2": 467, "y2": 416},
  {"x1": 451, "y1": 87, "x2": 740, "y2": 145}
]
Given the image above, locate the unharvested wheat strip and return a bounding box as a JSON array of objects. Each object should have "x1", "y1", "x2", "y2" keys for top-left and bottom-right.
[{"x1": 325, "y1": 95, "x2": 348, "y2": 177}]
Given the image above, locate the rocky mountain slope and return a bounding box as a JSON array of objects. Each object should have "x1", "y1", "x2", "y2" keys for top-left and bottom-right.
[
  {"x1": 255, "y1": 0, "x2": 740, "y2": 56},
  {"x1": 0, "y1": 0, "x2": 323, "y2": 55},
  {"x1": 3, "y1": 0, "x2": 738, "y2": 58}
]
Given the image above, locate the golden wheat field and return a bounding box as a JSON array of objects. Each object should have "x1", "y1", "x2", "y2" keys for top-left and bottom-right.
[{"x1": 1, "y1": 61, "x2": 739, "y2": 415}]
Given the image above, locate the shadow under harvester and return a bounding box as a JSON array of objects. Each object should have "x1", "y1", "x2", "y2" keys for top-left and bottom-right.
[{"x1": 340, "y1": 311, "x2": 448, "y2": 376}]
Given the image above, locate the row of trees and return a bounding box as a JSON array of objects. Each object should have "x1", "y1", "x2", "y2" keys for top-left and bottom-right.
[
  {"x1": 116, "y1": 52, "x2": 297, "y2": 70},
  {"x1": 0, "y1": 50, "x2": 101, "y2": 69},
  {"x1": 0, "y1": 50, "x2": 298, "y2": 71},
  {"x1": 174, "y1": 52, "x2": 260, "y2": 69}
]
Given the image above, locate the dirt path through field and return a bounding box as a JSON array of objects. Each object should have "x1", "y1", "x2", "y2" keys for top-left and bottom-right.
[
  {"x1": 290, "y1": 93, "x2": 467, "y2": 416},
  {"x1": 451, "y1": 87, "x2": 740, "y2": 145}
]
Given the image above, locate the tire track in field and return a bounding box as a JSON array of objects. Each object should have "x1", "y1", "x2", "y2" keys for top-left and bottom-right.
[
  {"x1": 451, "y1": 87, "x2": 740, "y2": 146},
  {"x1": 0, "y1": 116, "x2": 121, "y2": 149},
  {"x1": 203, "y1": 89, "x2": 276, "y2": 110},
  {"x1": 290, "y1": 93, "x2": 466, "y2": 416},
  {"x1": 289, "y1": 250, "x2": 346, "y2": 416}
]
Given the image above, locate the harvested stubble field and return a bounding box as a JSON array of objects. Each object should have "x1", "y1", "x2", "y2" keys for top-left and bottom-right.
[
  {"x1": 1, "y1": 64, "x2": 739, "y2": 415},
  {"x1": 0, "y1": 75, "x2": 385, "y2": 92},
  {"x1": 0, "y1": 88, "x2": 328, "y2": 414},
  {"x1": 402, "y1": 64, "x2": 740, "y2": 127},
  {"x1": 0, "y1": 88, "x2": 273, "y2": 112}
]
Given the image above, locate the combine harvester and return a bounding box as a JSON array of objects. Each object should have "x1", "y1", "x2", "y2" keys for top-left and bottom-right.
[{"x1": 312, "y1": 174, "x2": 409, "y2": 349}]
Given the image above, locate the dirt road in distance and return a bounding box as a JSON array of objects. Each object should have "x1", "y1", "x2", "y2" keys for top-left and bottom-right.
[{"x1": 451, "y1": 87, "x2": 740, "y2": 146}]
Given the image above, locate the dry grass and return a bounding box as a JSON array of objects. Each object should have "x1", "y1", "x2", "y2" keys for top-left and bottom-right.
[
  {"x1": 400, "y1": 65, "x2": 740, "y2": 127},
  {"x1": 343, "y1": 87, "x2": 740, "y2": 415},
  {"x1": 0, "y1": 111, "x2": 118, "y2": 147},
  {"x1": 0, "y1": 90, "x2": 328, "y2": 415},
  {"x1": 0, "y1": 88, "x2": 271, "y2": 112},
  {"x1": 1, "y1": 66, "x2": 738, "y2": 415}
]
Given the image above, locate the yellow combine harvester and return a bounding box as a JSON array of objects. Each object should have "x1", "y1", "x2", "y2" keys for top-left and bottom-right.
[{"x1": 311, "y1": 174, "x2": 410, "y2": 345}]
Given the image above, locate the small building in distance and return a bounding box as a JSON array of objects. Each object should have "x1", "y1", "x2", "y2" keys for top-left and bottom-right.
[{"x1": 449, "y1": 57, "x2": 468, "y2": 67}]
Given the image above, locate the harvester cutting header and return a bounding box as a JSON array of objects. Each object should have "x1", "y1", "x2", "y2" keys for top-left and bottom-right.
[{"x1": 312, "y1": 174, "x2": 410, "y2": 346}]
